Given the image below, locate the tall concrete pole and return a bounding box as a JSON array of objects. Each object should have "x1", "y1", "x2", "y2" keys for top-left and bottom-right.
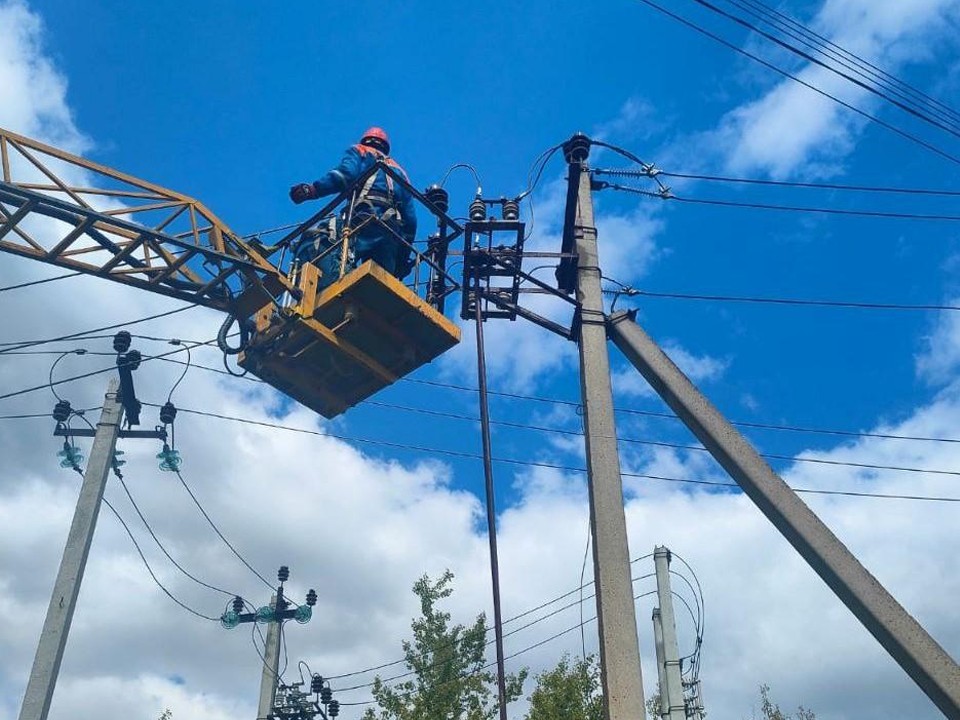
[
  {"x1": 651, "y1": 609, "x2": 668, "y2": 719},
  {"x1": 564, "y1": 134, "x2": 646, "y2": 720},
  {"x1": 654, "y1": 547, "x2": 686, "y2": 720},
  {"x1": 19, "y1": 379, "x2": 123, "y2": 720},
  {"x1": 256, "y1": 597, "x2": 282, "y2": 720},
  {"x1": 608, "y1": 310, "x2": 960, "y2": 719}
]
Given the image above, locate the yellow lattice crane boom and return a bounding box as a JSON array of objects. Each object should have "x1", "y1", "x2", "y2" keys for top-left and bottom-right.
[{"x1": 0, "y1": 127, "x2": 462, "y2": 417}]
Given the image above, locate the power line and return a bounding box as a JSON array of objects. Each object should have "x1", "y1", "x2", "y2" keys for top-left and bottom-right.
[
  {"x1": 0, "y1": 304, "x2": 198, "y2": 356},
  {"x1": 594, "y1": 167, "x2": 960, "y2": 197},
  {"x1": 631, "y1": 0, "x2": 960, "y2": 167},
  {"x1": 101, "y1": 496, "x2": 219, "y2": 621},
  {"x1": 0, "y1": 336, "x2": 212, "y2": 403},
  {"x1": 716, "y1": 0, "x2": 960, "y2": 131},
  {"x1": 156, "y1": 405, "x2": 960, "y2": 503},
  {"x1": 0, "y1": 272, "x2": 83, "y2": 293},
  {"x1": 337, "y1": 589, "x2": 659, "y2": 707},
  {"x1": 599, "y1": 181, "x2": 960, "y2": 221},
  {"x1": 400, "y1": 377, "x2": 960, "y2": 445},
  {"x1": 112, "y1": 470, "x2": 240, "y2": 599},
  {"x1": 724, "y1": 0, "x2": 960, "y2": 124},
  {"x1": 686, "y1": 0, "x2": 960, "y2": 141},
  {"x1": 173, "y1": 469, "x2": 277, "y2": 592},
  {"x1": 364, "y1": 400, "x2": 960, "y2": 478},
  {"x1": 604, "y1": 286, "x2": 960, "y2": 313}
]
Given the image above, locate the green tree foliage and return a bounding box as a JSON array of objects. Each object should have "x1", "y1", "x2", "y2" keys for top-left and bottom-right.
[
  {"x1": 524, "y1": 654, "x2": 602, "y2": 720},
  {"x1": 751, "y1": 684, "x2": 816, "y2": 720},
  {"x1": 363, "y1": 570, "x2": 527, "y2": 720}
]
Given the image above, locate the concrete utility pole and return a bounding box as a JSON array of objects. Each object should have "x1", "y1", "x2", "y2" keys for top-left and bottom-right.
[
  {"x1": 608, "y1": 311, "x2": 960, "y2": 720},
  {"x1": 564, "y1": 134, "x2": 647, "y2": 720},
  {"x1": 257, "y1": 595, "x2": 282, "y2": 720},
  {"x1": 19, "y1": 379, "x2": 124, "y2": 720},
  {"x1": 653, "y1": 547, "x2": 686, "y2": 720}
]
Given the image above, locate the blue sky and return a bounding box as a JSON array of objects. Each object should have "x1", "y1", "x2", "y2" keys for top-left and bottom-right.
[
  {"x1": 33, "y1": 0, "x2": 960, "y2": 466},
  {"x1": 2, "y1": 1, "x2": 960, "y2": 719}
]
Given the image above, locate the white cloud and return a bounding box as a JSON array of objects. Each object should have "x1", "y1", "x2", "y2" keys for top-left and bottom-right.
[
  {"x1": 698, "y1": 0, "x2": 960, "y2": 178},
  {"x1": 0, "y1": 4, "x2": 957, "y2": 720},
  {"x1": 612, "y1": 340, "x2": 729, "y2": 399},
  {"x1": 916, "y1": 297, "x2": 960, "y2": 385}
]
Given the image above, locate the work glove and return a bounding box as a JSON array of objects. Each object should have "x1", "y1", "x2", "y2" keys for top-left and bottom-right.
[{"x1": 290, "y1": 183, "x2": 318, "y2": 204}]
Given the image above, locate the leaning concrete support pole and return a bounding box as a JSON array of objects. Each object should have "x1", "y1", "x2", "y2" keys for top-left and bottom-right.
[
  {"x1": 19, "y1": 379, "x2": 123, "y2": 720},
  {"x1": 608, "y1": 310, "x2": 960, "y2": 719}
]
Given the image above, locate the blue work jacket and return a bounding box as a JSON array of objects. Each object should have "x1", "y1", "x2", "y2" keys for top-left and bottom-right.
[{"x1": 311, "y1": 144, "x2": 417, "y2": 243}]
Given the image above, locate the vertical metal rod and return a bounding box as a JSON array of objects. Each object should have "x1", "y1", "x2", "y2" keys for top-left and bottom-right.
[
  {"x1": 608, "y1": 310, "x2": 960, "y2": 719},
  {"x1": 654, "y1": 548, "x2": 686, "y2": 720},
  {"x1": 475, "y1": 301, "x2": 509, "y2": 720},
  {"x1": 19, "y1": 379, "x2": 123, "y2": 720},
  {"x1": 257, "y1": 595, "x2": 282, "y2": 720},
  {"x1": 565, "y1": 134, "x2": 647, "y2": 720}
]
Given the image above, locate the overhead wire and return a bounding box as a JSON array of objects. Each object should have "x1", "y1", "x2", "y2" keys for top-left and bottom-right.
[
  {"x1": 365, "y1": 399, "x2": 960, "y2": 477},
  {"x1": 0, "y1": 304, "x2": 198, "y2": 356},
  {"x1": 173, "y1": 469, "x2": 277, "y2": 592},
  {"x1": 719, "y1": 0, "x2": 960, "y2": 125},
  {"x1": 112, "y1": 469, "x2": 240, "y2": 599},
  {"x1": 332, "y1": 570, "x2": 658, "y2": 694},
  {"x1": 324, "y1": 553, "x2": 655, "y2": 682},
  {"x1": 631, "y1": 0, "x2": 960, "y2": 167},
  {"x1": 337, "y1": 589, "x2": 660, "y2": 707},
  {"x1": 152, "y1": 405, "x2": 960, "y2": 503},
  {"x1": 101, "y1": 496, "x2": 219, "y2": 621},
  {"x1": 593, "y1": 167, "x2": 960, "y2": 197},
  {"x1": 0, "y1": 271, "x2": 83, "y2": 293},
  {"x1": 686, "y1": 0, "x2": 960, "y2": 140},
  {"x1": 602, "y1": 285, "x2": 960, "y2": 313},
  {"x1": 598, "y1": 180, "x2": 960, "y2": 221}
]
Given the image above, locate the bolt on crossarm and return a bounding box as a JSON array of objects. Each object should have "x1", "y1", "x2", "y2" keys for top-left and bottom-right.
[
  {"x1": 607, "y1": 310, "x2": 960, "y2": 719},
  {"x1": 562, "y1": 134, "x2": 647, "y2": 720}
]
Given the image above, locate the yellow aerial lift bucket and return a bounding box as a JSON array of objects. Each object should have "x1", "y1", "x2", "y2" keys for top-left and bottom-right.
[{"x1": 238, "y1": 259, "x2": 460, "y2": 418}]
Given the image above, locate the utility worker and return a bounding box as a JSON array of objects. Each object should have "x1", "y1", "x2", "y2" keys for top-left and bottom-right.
[{"x1": 289, "y1": 127, "x2": 417, "y2": 282}]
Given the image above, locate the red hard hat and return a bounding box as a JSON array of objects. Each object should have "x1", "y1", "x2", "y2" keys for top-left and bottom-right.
[{"x1": 360, "y1": 126, "x2": 390, "y2": 151}]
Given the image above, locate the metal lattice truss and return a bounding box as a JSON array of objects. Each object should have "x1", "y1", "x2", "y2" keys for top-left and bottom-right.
[{"x1": 0, "y1": 127, "x2": 293, "y2": 313}]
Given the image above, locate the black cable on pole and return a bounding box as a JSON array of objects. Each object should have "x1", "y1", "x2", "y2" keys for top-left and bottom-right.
[
  {"x1": 474, "y1": 302, "x2": 509, "y2": 720},
  {"x1": 632, "y1": 0, "x2": 960, "y2": 167}
]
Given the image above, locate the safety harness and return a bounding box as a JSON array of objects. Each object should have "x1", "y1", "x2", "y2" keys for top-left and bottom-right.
[{"x1": 351, "y1": 144, "x2": 408, "y2": 223}]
